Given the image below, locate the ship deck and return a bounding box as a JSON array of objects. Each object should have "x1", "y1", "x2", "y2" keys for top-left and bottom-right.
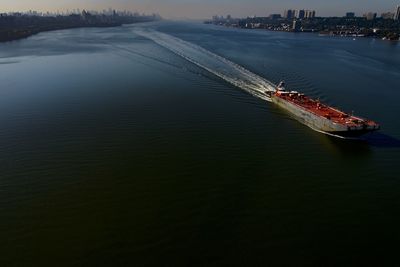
[{"x1": 274, "y1": 91, "x2": 378, "y2": 128}]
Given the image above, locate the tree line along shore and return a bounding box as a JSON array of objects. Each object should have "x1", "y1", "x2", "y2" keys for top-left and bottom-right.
[{"x1": 0, "y1": 11, "x2": 160, "y2": 43}]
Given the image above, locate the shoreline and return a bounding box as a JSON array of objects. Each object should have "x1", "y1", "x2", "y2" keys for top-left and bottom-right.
[
  {"x1": 0, "y1": 14, "x2": 160, "y2": 43},
  {"x1": 0, "y1": 23, "x2": 121, "y2": 43},
  {"x1": 208, "y1": 23, "x2": 400, "y2": 42},
  {"x1": 0, "y1": 21, "x2": 157, "y2": 43},
  {"x1": 204, "y1": 16, "x2": 400, "y2": 41}
]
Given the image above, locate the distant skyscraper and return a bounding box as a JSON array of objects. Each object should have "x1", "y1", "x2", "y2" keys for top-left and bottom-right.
[
  {"x1": 346, "y1": 12, "x2": 355, "y2": 18},
  {"x1": 395, "y1": 5, "x2": 400, "y2": 20},
  {"x1": 298, "y1": 10, "x2": 305, "y2": 19},
  {"x1": 284, "y1": 9, "x2": 295, "y2": 19},
  {"x1": 304, "y1": 10, "x2": 316, "y2": 19}
]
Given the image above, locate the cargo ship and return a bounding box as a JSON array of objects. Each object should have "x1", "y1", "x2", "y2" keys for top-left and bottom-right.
[{"x1": 267, "y1": 82, "x2": 380, "y2": 138}]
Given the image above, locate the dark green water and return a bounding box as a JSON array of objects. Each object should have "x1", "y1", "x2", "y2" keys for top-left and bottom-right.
[{"x1": 1, "y1": 21, "x2": 399, "y2": 266}]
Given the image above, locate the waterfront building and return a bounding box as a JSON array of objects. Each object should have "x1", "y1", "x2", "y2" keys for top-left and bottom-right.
[
  {"x1": 284, "y1": 9, "x2": 296, "y2": 19},
  {"x1": 292, "y1": 20, "x2": 301, "y2": 31},
  {"x1": 381, "y1": 12, "x2": 394, "y2": 20},
  {"x1": 298, "y1": 10, "x2": 305, "y2": 19},
  {"x1": 81, "y1": 10, "x2": 89, "y2": 20},
  {"x1": 346, "y1": 12, "x2": 355, "y2": 18},
  {"x1": 364, "y1": 12, "x2": 377, "y2": 20},
  {"x1": 269, "y1": 14, "x2": 282, "y2": 20},
  {"x1": 304, "y1": 10, "x2": 316, "y2": 19},
  {"x1": 395, "y1": 5, "x2": 400, "y2": 20}
]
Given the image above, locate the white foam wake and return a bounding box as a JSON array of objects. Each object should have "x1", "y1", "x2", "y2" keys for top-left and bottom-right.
[{"x1": 133, "y1": 29, "x2": 276, "y2": 101}]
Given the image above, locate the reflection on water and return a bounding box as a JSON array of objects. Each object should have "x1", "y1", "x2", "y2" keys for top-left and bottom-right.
[{"x1": 323, "y1": 136, "x2": 372, "y2": 156}]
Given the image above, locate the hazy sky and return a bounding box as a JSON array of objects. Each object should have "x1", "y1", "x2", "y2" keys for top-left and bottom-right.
[{"x1": 0, "y1": 0, "x2": 398, "y2": 19}]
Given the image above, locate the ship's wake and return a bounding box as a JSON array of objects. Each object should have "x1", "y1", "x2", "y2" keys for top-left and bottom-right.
[{"x1": 133, "y1": 29, "x2": 276, "y2": 101}]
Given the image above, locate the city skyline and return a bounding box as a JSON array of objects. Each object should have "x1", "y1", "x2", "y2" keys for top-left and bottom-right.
[{"x1": 0, "y1": 0, "x2": 399, "y2": 19}]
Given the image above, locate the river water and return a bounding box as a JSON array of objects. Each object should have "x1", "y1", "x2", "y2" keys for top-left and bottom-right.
[{"x1": 1, "y1": 21, "x2": 399, "y2": 266}]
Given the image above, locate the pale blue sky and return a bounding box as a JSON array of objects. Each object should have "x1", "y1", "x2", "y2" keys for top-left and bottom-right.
[{"x1": 0, "y1": 0, "x2": 398, "y2": 19}]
